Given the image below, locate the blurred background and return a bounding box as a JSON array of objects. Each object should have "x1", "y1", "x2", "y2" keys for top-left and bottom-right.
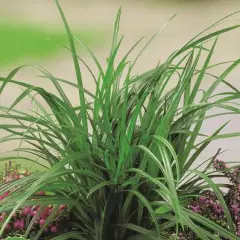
[{"x1": 1, "y1": 0, "x2": 240, "y2": 167}]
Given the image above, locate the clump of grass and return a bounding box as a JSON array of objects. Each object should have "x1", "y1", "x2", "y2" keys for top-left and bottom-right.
[{"x1": 0, "y1": 1, "x2": 240, "y2": 239}]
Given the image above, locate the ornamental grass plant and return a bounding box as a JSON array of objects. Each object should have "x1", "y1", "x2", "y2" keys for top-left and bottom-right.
[{"x1": 1, "y1": 1, "x2": 240, "y2": 239}]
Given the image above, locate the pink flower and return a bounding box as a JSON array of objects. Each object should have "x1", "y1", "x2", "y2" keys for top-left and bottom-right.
[
  {"x1": 19, "y1": 219, "x2": 25, "y2": 230},
  {"x1": 50, "y1": 225, "x2": 58, "y2": 233},
  {"x1": 13, "y1": 221, "x2": 20, "y2": 230},
  {"x1": 23, "y1": 207, "x2": 31, "y2": 215},
  {"x1": 40, "y1": 219, "x2": 45, "y2": 225},
  {"x1": 59, "y1": 204, "x2": 66, "y2": 211},
  {"x1": 40, "y1": 207, "x2": 50, "y2": 219},
  {"x1": 31, "y1": 210, "x2": 37, "y2": 216}
]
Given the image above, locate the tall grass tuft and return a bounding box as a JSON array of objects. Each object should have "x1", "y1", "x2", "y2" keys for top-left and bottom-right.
[{"x1": 1, "y1": 1, "x2": 240, "y2": 239}]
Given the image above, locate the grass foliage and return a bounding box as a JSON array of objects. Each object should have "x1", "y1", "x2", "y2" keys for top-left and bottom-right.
[{"x1": 1, "y1": 1, "x2": 240, "y2": 239}]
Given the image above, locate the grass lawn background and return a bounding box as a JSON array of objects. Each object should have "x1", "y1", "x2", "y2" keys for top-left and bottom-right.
[
  {"x1": 0, "y1": 22, "x2": 104, "y2": 171},
  {"x1": 0, "y1": 21, "x2": 104, "y2": 67}
]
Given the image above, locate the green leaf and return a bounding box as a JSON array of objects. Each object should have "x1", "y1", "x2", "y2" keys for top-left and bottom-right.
[
  {"x1": 55, "y1": 0, "x2": 88, "y2": 132},
  {"x1": 4, "y1": 238, "x2": 29, "y2": 240}
]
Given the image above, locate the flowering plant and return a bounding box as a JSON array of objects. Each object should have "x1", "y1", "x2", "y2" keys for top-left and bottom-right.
[
  {"x1": 172, "y1": 160, "x2": 240, "y2": 239},
  {"x1": 0, "y1": 162, "x2": 70, "y2": 239}
]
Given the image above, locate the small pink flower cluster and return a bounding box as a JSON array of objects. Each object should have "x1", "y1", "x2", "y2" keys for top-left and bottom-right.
[
  {"x1": 1, "y1": 161, "x2": 30, "y2": 184},
  {"x1": 0, "y1": 190, "x2": 68, "y2": 237},
  {"x1": 213, "y1": 159, "x2": 228, "y2": 171},
  {"x1": 213, "y1": 159, "x2": 240, "y2": 236},
  {"x1": 171, "y1": 231, "x2": 196, "y2": 240},
  {"x1": 226, "y1": 184, "x2": 240, "y2": 236},
  {"x1": 228, "y1": 168, "x2": 240, "y2": 184},
  {"x1": 173, "y1": 159, "x2": 240, "y2": 239},
  {"x1": 188, "y1": 190, "x2": 226, "y2": 228},
  {"x1": 0, "y1": 162, "x2": 30, "y2": 201},
  {"x1": 0, "y1": 162, "x2": 70, "y2": 238}
]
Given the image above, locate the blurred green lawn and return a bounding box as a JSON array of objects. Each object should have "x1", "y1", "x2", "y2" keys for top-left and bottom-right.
[
  {"x1": 0, "y1": 22, "x2": 103, "y2": 66},
  {"x1": 0, "y1": 22, "x2": 103, "y2": 173}
]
